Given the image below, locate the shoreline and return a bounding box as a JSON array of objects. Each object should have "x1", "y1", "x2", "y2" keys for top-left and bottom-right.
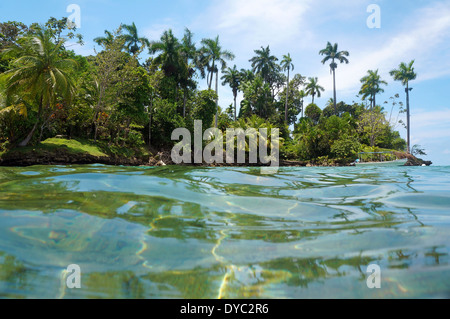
[{"x1": 0, "y1": 146, "x2": 431, "y2": 168}]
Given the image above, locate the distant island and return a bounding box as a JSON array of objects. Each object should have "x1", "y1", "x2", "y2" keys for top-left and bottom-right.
[{"x1": 0, "y1": 18, "x2": 431, "y2": 168}]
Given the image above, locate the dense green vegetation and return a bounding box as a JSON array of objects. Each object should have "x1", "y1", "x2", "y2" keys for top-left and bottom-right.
[{"x1": 0, "y1": 18, "x2": 413, "y2": 165}]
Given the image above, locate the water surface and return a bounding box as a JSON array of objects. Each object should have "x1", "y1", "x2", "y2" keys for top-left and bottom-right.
[{"x1": 0, "y1": 165, "x2": 449, "y2": 299}]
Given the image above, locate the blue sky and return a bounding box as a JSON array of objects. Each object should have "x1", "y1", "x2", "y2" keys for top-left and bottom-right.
[{"x1": 1, "y1": 0, "x2": 449, "y2": 165}]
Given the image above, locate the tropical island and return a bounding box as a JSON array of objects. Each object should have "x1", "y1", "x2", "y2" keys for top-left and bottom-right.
[{"x1": 0, "y1": 18, "x2": 431, "y2": 167}]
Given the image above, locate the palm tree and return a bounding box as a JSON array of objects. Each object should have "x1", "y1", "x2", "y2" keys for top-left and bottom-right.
[
  {"x1": 150, "y1": 29, "x2": 182, "y2": 78},
  {"x1": 281, "y1": 53, "x2": 294, "y2": 123},
  {"x1": 180, "y1": 28, "x2": 196, "y2": 63},
  {"x1": 94, "y1": 30, "x2": 114, "y2": 47},
  {"x1": 249, "y1": 46, "x2": 279, "y2": 84},
  {"x1": 299, "y1": 89, "x2": 306, "y2": 118},
  {"x1": 149, "y1": 29, "x2": 183, "y2": 104},
  {"x1": 390, "y1": 60, "x2": 417, "y2": 154},
  {"x1": 180, "y1": 28, "x2": 197, "y2": 117},
  {"x1": 319, "y1": 42, "x2": 349, "y2": 115},
  {"x1": 239, "y1": 69, "x2": 255, "y2": 83},
  {"x1": 359, "y1": 69, "x2": 387, "y2": 109},
  {"x1": 305, "y1": 77, "x2": 324, "y2": 104},
  {"x1": 121, "y1": 22, "x2": 149, "y2": 55},
  {"x1": 2, "y1": 29, "x2": 77, "y2": 146},
  {"x1": 199, "y1": 36, "x2": 235, "y2": 127},
  {"x1": 221, "y1": 65, "x2": 241, "y2": 121}
]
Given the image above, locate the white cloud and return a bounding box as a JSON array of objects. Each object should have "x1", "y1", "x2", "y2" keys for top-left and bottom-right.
[
  {"x1": 143, "y1": 22, "x2": 181, "y2": 42},
  {"x1": 66, "y1": 41, "x2": 96, "y2": 56},
  {"x1": 191, "y1": 0, "x2": 450, "y2": 110},
  {"x1": 409, "y1": 108, "x2": 450, "y2": 159},
  {"x1": 412, "y1": 109, "x2": 450, "y2": 130},
  {"x1": 194, "y1": 0, "x2": 313, "y2": 54}
]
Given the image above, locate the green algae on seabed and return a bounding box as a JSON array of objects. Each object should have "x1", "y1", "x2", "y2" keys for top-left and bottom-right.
[{"x1": 0, "y1": 165, "x2": 449, "y2": 299}]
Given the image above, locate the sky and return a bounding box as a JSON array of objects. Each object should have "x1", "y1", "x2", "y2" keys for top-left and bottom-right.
[{"x1": 1, "y1": 0, "x2": 449, "y2": 165}]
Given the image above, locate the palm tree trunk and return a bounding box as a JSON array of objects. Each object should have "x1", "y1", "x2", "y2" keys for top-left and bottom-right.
[
  {"x1": 19, "y1": 120, "x2": 39, "y2": 147},
  {"x1": 215, "y1": 70, "x2": 219, "y2": 128},
  {"x1": 209, "y1": 61, "x2": 215, "y2": 90},
  {"x1": 333, "y1": 68, "x2": 337, "y2": 115},
  {"x1": 19, "y1": 98, "x2": 43, "y2": 147},
  {"x1": 234, "y1": 93, "x2": 237, "y2": 122},
  {"x1": 285, "y1": 68, "x2": 290, "y2": 123},
  {"x1": 406, "y1": 83, "x2": 411, "y2": 154},
  {"x1": 183, "y1": 89, "x2": 187, "y2": 118},
  {"x1": 94, "y1": 114, "x2": 99, "y2": 143},
  {"x1": 300, "y1": 97, "x2": 304, "y2": 119}
]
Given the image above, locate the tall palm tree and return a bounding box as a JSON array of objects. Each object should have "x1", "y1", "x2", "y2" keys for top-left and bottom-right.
[
  {"x1": 359, "y1": 69, "x2": 387, "y2": 109},
  {"x1": 281, "y1": 53, "x2": 294, "y2": 123},
  {"x1": 150, "y1": 29, "x2": 183, "y2": 104},
  {"x1": 249, "y1": 45, "x2": 279, "y2": 85},
  {"x1": 390, "y1": 60, "x2": 417, "y2": 154},
  {"x1": 121, "y1": 22, "x2": 149, "y2": 55},
  {"x1": 305, "y1": 77, "x2": 324, "y2": 105},
  {"x1": 180, "y1": 28, "x2": 196, "y2": 63},
  {"x1": 2, "y1": 29, "x2": 77, "y2": 146},
  {"x1": 150, "y1": 29, "x2": 181, "y2": 77},
  {"x1": 239, "y1": 69, "x2": 255, "y2": 83},
  {"x1": 180, "y1": 28, "x2": 197, "y2": 118},
  {"x1": 199, "y1": 36, "x2": 235, "y2": 127},
  {"x1": 221, "y1": 65, "x2": 241, "y2": 121},
  {"x1": 319, "y1": 42, "x2": 349, "y2": 115},
  {"x1": 299, "y1": 89, "x2": 306, "y2": 118},
  {"x1": 94, "y1": 30, "x2": 114, "y2": 47}
]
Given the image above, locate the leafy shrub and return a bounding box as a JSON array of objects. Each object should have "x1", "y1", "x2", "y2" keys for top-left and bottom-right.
[
  {"x1": 151, "y1": 98, "x2": 185, "y2": 147},
  {"x1": 304, "y1": 103, "x2": 322, "y2": 124},
  {"x1": 331, "y1": 135, "x2": 361, "y2": 160}
]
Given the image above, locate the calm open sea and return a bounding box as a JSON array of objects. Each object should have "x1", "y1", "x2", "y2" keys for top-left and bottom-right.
[{"x1": 0, "y1": 165, "x2": 449, "y2": 298}]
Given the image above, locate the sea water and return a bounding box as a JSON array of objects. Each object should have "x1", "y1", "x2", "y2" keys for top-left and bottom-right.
[{"x1": 0, "y1": 165, "x2": 449, "y2": 299}]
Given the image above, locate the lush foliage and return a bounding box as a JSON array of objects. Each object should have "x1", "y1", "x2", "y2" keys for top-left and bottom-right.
[{"x1": 0, "y1": 18, "x2": 409, "y2": 164}]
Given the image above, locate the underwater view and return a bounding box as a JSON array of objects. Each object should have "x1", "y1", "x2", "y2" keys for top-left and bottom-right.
[{"x1": 0, "y1": 165, "x2": 449, "y2": 299}]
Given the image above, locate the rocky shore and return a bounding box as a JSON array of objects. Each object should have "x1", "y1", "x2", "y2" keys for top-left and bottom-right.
[
  {"x1": 0, "y1": 146, "x2": 431, "y2": 168},
  {"x1": 393, "y1": 151, "x2": 433, "y2": 166},
  {"x1": 0, "y1": 148, "x2": 145, "y2": 167}
]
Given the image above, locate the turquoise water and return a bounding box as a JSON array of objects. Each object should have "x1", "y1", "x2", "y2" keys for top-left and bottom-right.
[{"x1": 0, "y1": 165, "x2": 449, "y2": 299}]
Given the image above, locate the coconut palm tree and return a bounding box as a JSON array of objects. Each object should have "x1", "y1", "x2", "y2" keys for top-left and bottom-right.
[
  {"x1": 281, "y1": 53, "x2": 294, "y2": 123},
  {"x1": 319, "y1": 42, "x2": 349, "y2": 115},
  {"x1": 121, "y1": 22, "x2": 149, "y2": 55},
  {"x1": 390, "y1": 60, "x2": 417, "y2": 154},
  {"x1": 179, "y1": 28, "x2": 197, "y2": 117},
  {"x1": 249, "y1": 46, "x2": 279, "y2": 85},
  {"x1": 305, "y1": 77, "x2": 325, "y2": 104},
  {"x1": 199, "y1": 36, "x2": 235, "y2": 89},
  {"x1": 94, "y1": 30, "x2": 114, "y2": 47},
  {"x1": 221, "y1": 65, "x2": 241, "y2": 121},
  {"x1": 2, "y1": 29, "x2": 77, "y2": 146},
  {"x1": 359, "y1": 69, "x2": 387, "y2": 109},
  {"x1": 239, "y1": 69, "x2": 255, "y2": 83},
  {"x1": 199, "y1": 36, "x2": 235, "y2": 127},
  {"x1": 150, "y1": 29, "x2": 182, "y2": 77}
]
